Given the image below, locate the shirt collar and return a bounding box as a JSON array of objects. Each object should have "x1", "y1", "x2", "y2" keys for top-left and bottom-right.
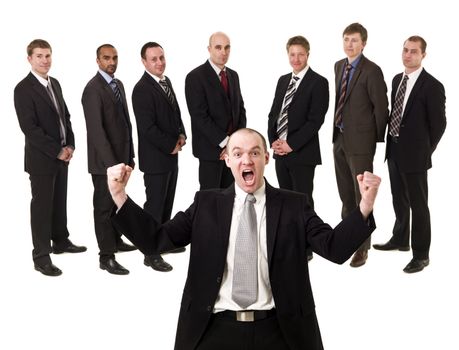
[
  {"x1": 98, "y1": 69, "x2": 115, "y2": 84},
  {"x1": 208, "y1": 59, "x2": 225, "y2": 76},
  {"x1": 31, "y1": 70, "x2": 50, "y2": 87},
  {"x1": 145, "y1": 70, "x2": 164, "y2": 83},
  {"x1": 293, "y1": 65, "x2": 309, "y2": 80},
  {"x1": 347, "y1": 53, "x2": 363, "y2": 69},
  {"x1": 234, "y1": 180, "x2": 266, "y2": 204}
]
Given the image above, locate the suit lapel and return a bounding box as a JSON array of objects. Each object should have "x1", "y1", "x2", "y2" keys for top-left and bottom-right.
[
  {"x1": 28, "y1": 73, "x2": 57, "y2": 112},
  {"x1": 402, "y1": 68, "x2": 426, "y2": 118},
  {"x1": 205, "y1": 61, "x2": 231, "y2": 106},
  {"x1": 291, "y1": 69, "x2": 312, "y2": 106},
  {"x1": 50, "y1": 77, "x2": 67, "y2": 128},
  {"x1": 265, "y1": 182, "x2": 282, "y2": 267},
  {"x1": 345, "y1": 57, "x2": 364, "y2": 100},
  {"x1": 217, "y1": 186, "x2": 236, "y2": 258}
]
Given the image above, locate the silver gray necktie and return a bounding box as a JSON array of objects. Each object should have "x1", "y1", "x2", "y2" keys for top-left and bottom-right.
[{"x1": 232, "y1": 193, "x2": 258, "y2": 308}]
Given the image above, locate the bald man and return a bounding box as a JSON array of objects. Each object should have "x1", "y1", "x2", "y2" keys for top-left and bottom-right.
[{"x1": 185, "y1": 32, "x2": 246, "y2": 190}]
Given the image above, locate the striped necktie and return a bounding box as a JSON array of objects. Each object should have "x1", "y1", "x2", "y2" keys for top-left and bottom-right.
[
  {"x1": 159, "y1": 79, "x2": 175, "y2": 105},
  {"x1": 334, "y1": 63, "x2": 352, "y2": 128},
  {"x1": 389, "y1": 75, "x2": 409, "y2": 137},
  {"x1": 110, "y1": 78, "x2": 122, "y2": 103},
  {"x1": 277, "y1": 75, "x2": 299, "y2": 140}
]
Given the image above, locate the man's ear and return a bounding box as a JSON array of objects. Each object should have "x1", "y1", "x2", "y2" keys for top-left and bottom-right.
[{"x1": 224, "y1": 153, "x2": 231, "y2": 167}]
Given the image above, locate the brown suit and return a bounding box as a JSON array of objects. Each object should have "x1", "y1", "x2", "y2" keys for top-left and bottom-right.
[{"x1": 332, "y1": 54, "x2": 388, "y2": 250}]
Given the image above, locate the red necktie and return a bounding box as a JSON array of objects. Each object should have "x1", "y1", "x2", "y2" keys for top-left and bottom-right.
[{"x1": 220, "y1": 70, "x2": 229, "y2": 96}]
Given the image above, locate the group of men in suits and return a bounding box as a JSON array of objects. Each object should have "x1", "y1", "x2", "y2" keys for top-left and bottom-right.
[{"x1": 15, "y1": 23, "x2": 446, "y2": 282}]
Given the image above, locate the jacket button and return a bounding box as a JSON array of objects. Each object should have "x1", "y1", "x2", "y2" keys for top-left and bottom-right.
[
  {"x1": 216, "y1": 277, "x2": 221, "y2": 283},
  {"x1": 207, "y1": 306, "x2": 212, "y2": 312}
]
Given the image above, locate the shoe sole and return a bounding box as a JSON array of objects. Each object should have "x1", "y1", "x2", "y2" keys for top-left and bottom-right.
[
  {"x1": 99, "y1": 264, "x2": 129, "y2": 275},
  {"x1": 34, "y1": 267, "x2": 62, "y2": 276}
]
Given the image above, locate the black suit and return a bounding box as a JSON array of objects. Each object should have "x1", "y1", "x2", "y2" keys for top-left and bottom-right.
[
  {"x1": 82, "y1": 72, "x2": 135, "y2": 258},
  {"x1": 132, "y1": 72, "x2": 186, "y2": 224},
  {"x1": 185, "y1": 61, "x2": 246, "y2": 189},
  {"x1": 14, "y1": 72, "x2": 75, "y2": 266},
  {"x1": 386, "y1": 69, "x2": 446, "y2": 259},
  {"x1": 112, "y1": 181, "x2": 375, "y2": 349},
  {"x1": 268, "y1": 68, "x2": 329, "y2": 208}
]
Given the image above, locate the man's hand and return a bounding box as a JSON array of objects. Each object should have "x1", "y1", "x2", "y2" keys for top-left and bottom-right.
[
  {"x1": 58, "y1": 147, "x2": 71, "y2": 162},
  {"x1": 357, "y1": 171, "x2": 381, "y2": 219},
  {"x1": 271, "y1": 139, "x2": 293, "y2": 156},
  {"x1": 107, "y1": 163, "x2": 133, "y2": 209},
  {"x1": 171, "y1": 135, "x2": 187, "y2": 155}
]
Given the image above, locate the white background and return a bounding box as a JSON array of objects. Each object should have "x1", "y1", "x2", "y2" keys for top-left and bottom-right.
[{"x1": 1, "y1": 0, "x2": 457, "y2": 349}]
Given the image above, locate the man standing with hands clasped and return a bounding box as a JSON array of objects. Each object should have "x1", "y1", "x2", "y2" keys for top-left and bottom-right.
[
  {"x1": 268, "y1": 35, "x2": 329, "y2": 261},
  {"x1": 373, "y1": 36, "x2": 446, "y2": 273},
  {"x1": 132, "y1": 41, "x2": 187, "y2": 272},
  {"x1": 14, "y1": 39, "x2": 86, "y2": 277},
  {"x1": 107, "y1": 128, "x2": 381, "y2": 349}
]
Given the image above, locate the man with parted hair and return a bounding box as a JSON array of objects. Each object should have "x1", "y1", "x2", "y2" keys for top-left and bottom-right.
[
  {"x1": 131, "y1": 41, "x2": 187, "y2": 272},
  {"x1": 373, "y1": 35, "x2": 446, "y2": 273},
  {"x1": 14, "y1": 39, "x2": 86, "y2": 276},
  {"x1": 268, "y1": 35, "x2": 329, "y2": 261},
  {"x1": 81, "y1": 43, "x2": 136, "y2": 275},
  {"x1": 185, "y1": 31, "x2": 246, "y2": 190},
  {"x1": 332, "y1": 22, "x2": 389, "y2": 267}
]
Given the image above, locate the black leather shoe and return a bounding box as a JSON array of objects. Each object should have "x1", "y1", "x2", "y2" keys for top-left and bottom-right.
[
  {"x1": 35, "y1": 263, "x2": 62, "y2": 276},
  {"x1": 100, "y1": 258, "x2": 129, "y2": 275},
  {"x1": 403, "y1": 258, "x2": 429, "y2": 273},
  {"x1": 164, "y1": 247, "x2": 186, "y2": 254},
  {"x1": 144, "y1": 255, "x2": 172, "y2": 272},
  {"x1": 373, "y1": 241, "x2": 410, "y2": 251},
  {"x1": 116, "y1": 240, "x2": 137, "y2": 252},
  {"x1": 53, "y1": 241, "x2": 87, "y2": 254},
  {"x1": 350, "y1": 249, "x2": 368, "y2": 267}
]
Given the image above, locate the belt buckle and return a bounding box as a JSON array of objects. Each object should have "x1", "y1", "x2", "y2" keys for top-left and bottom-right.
[{"x1": 236, "y1": 311, "x2": 254, "y2": 322}]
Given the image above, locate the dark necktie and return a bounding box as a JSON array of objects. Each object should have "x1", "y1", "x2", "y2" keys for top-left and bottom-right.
[
  {"x1": 110, "y1": 78, "x2": 122, "y2": 103},
  {"x1": 220, "y1": 69, "x2": 229, "y2": 96},
  {"x1": 334, "y1": 63, "x2": 353, "y2": 128},
  {"x1": 159, "y1": 79, "x2": 175, "y2": 105},
  {"x1": 277, "y1": 75, "x2": 299, "y2": 140},
  {"x1": 389, "y1": 75, "x2": 409, "y2": 137},
  {"x1": 232, "y1": 194, "x2": 258, "y2": 308},
  {"x1": 46, "y1": 83, "x2": 66, "y2": 144}
]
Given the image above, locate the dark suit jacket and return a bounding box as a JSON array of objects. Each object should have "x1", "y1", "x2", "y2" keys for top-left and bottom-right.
[
  {"x1": 82, "y1": 72, "x2": 135, "y2": 174},
  {"x1": 332, "y1": 55, "x2": 389, "y2": 155},
  {"x1": 113, "y1": 181, "x2": 375, "y2": 350},
  {"x1": 185, "y1": 61, "x2": 246, "y2": 160},
  {"x1": 132, "y1": 72, "x2": 186, "y2": 174},
  {"x1": 14, "y1": 72, "x2": 75, "y2": 175},
  {"x1": 386, "y1": 69, "x2": 446, "y2": 172},
  {"x1": 268, "y1": 68, "x2": 329, "y2": 165}
]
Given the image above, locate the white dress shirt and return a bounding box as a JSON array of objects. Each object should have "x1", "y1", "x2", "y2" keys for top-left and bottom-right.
[{"x1": 213, "y1": 181, "x2": 275, "y2": 312}]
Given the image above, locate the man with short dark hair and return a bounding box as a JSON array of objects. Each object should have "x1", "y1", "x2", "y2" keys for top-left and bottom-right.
[
  {"x1": 82, "y1": 43, "x2": 136, "y2": 275},
  {"x1": 131, "y1": 41, "x2": 187, "y2": 272},
  {"x1": 373, "y1": 36, "x2": 446, "y2": 273},
  {"x1": 14, "y1": 39, "x2": 86, "y2": 276}
]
